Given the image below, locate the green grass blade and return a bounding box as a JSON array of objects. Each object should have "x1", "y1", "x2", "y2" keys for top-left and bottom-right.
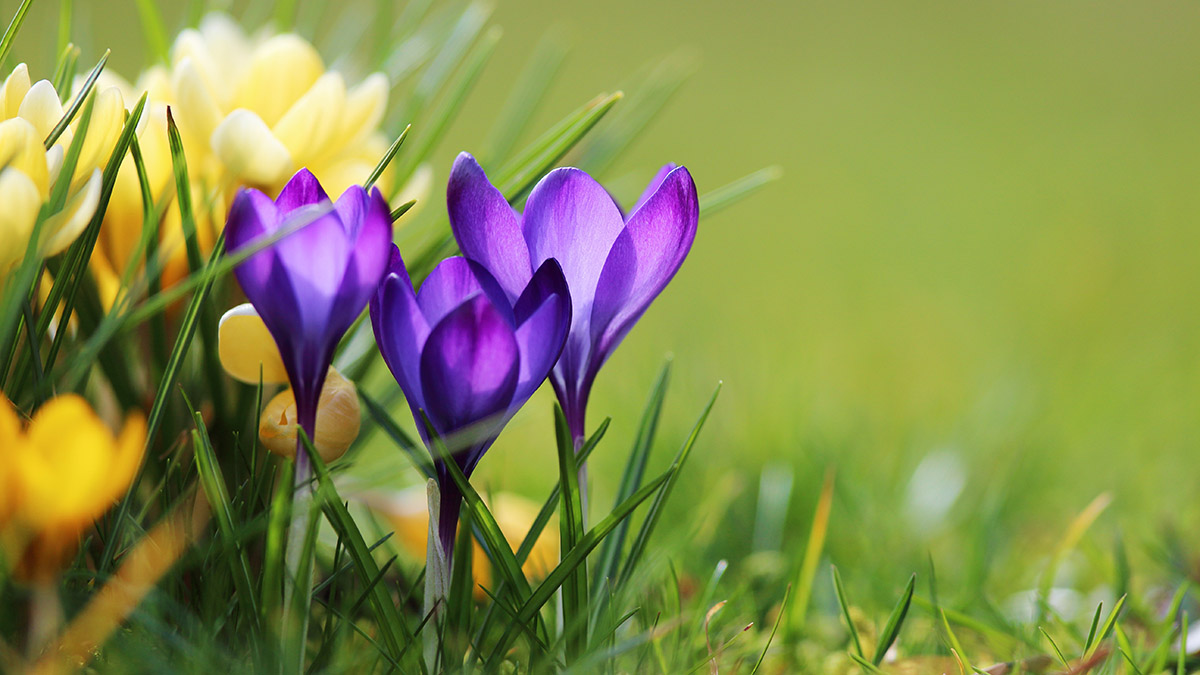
[
  {"x1": 51, "y1": 43, "x2": 78, "y2": 97},
  {"x1": 831, "y1": 565, "x2": 864, "y2": 659},
  {"x1": 1088, "y1": 594, "x2": 1126, "y2": 657},
  {"x1": 872, "y1": 573, "x2": 915, "y2": 665},
  {"x1": 617, "y1": 382, "x2": 721, "y2": 586},
  {"x1": 0, "y1": 0, "x2": 35, "y2": 69},
  {"x1": 592, "y1": 359, "x2": 670, "y2": 598},
  {"x1": 44, "y1": 50, "x2": 107, "y2": 149},
  {"x1": 750, "y1": 584, "x2": 792, "y2": 675},
  {"x1": 480, "y1": 31, "x2": 568, "y2": 164},
  {"x1": 262, "y1": 454, "x2": 294, "y2": 633},
  {"x1": 358, "y1": 389, "x2": 435, "y2": 480},
  {"x1": 365, "y1": 124, "x2": 410, "y2": 190},
  {"x1": 554, "y1": 404, "x2": 588, "y2": 663},
  {"x1": 1178, "y1": 610, "x2": 1187, "y2": 675},
  {"x1": 401, "y1": 1, "x2": 491, "y2": 123},
  {"x1": 697, "y1": 166, "x2": 782, "y2": 219},
  {"x1": 847, "y1": 652, "x2": 885, "y2": 674},
  {"x1": 134, "y1": 0, "x2": 170, "y2": 64},
  {"x1": 1039, "y1": 626, "x2": 1070, "y2": 669},
  {"x1": 790, "y1": 468, "x2": 834, "y2": 634}
]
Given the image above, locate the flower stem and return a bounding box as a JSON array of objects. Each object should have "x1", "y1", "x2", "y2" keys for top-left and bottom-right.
[{"x1": 423, "y1": 478, "x2": 452, "y2": 670}]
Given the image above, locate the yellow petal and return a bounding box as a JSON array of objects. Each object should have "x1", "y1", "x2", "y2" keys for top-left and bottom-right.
[
  {"x1": 170, "y1": 29, "x2": 225, "y2": 107},
  {"x1": 18, "y1": 395, "x2": 116, "y2": 529},
  {"x1": 394, "y1": 163, "x2": 434, "y2": 227},
  {"x1": 0, "y1": 167, "x2": 42, "y2": 270},
  {"x1": 197, "y1": 13, "x2": 251, "y2": 83},
  {"x1": 1, "y1": 63, "x2": 31, "y2": 119},
  {"x1": 259, "y1": 367, "x2": 361, "y2": 463},
  {"x1": 335, "y1": 72, "x2": 388, "y2": 151},
  {"x1": 272, "y1": 72, "x2": 346, "y2": 164},
  {"x1": 109, "y1": 412, "x2": 147, "y2": 502},
  {"x1": 41, "y1": 168, "x2": 101, "y2": 256},
  {"x1": 171, "y1": 57, "x2": 224, "y2": 160},
  {"x1": 74, "y1": 86, "x2": 125, "y2": 181},
  {"x1": 232, "y1": 34, "x2": 324, "y2": 127},
  {"x1": 211, "y1": 108, "x2": 294, "y2": 187},
  {"x1": 218, "y1": 303, "x2": 289, "y2": 384},
  {"x1": 17, "y1": 79, "x2": 65, "y2": 141},
  {"x1": 0, "y1": 397, "x2": 18, "y2": 525},
  {"x1": 0, "y1": 116, "x2": 48, "y2": 194}
]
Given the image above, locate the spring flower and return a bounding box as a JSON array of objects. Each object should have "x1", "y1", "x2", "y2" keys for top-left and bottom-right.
[
  {"x1": 0, "y1": 395, "x2": 145, "y2": 583},
  {"x1": 92, "y1": 13, "x2": 395, "y2": 307},
  {"x1": 0, "y1": 63, "x2": 125, "y2": 273},
  {"x1": 218, "y1": 304, "x2": 361, "y2": 463},
  {"x1": 447, "y1": 152, "x2": 698, "y2": 444},
  {"x1": 368, "y1": 247, "x2": 571, "y2": 559},
  {"x1": 224, "y1": 169, "x2": 390, "y2": 463}
]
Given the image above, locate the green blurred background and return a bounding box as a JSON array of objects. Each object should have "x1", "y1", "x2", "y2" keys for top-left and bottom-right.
[{"x1": 11, "y1": 0, "x2": 1200, "y2": 603}]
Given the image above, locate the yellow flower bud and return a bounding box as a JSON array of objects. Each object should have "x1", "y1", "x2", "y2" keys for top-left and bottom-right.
[
  {"x1": 217, "y1": 303, "x2": 289, "y2": 385},
  {"x1": 259, "y1": 367, "x2": 361, "y2": 463}
]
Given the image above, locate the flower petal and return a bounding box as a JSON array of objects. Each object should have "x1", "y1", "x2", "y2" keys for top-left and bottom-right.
[
  {"x1": 272, "y1": 72, "x2": 347, "y2": 163},
  {"x1": 211, "y1": 108, "x2": 294, "y2": 187},
  {"x1": 0, "y1": 168, "x2": 43, "y2": 270},
  {"x1": 626, "y1": 163, "x2": 677, "y2": 221},
  {"x1": 41, "y1": 168, "x2": 101, "y2": 255},
  {"x1": 512, "y1": 259, "x2": 571, "y2": 403},
  {"x1": 447, "y1": 153, "x2": 531, "y2": 301},
  {"x1": 74, "y1": 87, "x2": 125, "y2": 183},
  {"x1": 417, "y1": 256, "x2": 514, "y2": 328},
  {"x1": 589, "y1": 166, "x2": 698, "y2": 366},
  {"x1": 232, "y1": 34, "x2": 324, "y2": 127},
  {"x1": 370, "y1": 246, "x2": 430, "y2": 414},
  {"x1": 521, "y1": 166, "x2": 625, "y2": 325},
  {"x1": 337, "y1": 72, "x2": 388, "y2": 149},
  {"x1": 0, "y1": 116, "x2": 48, "y2": 194},
  {"x1": 218, "y1": 303, "x2": 290, "y2": 384},
  {"x1": 418, "y1": 294, "x2": 519, "y2": 447},
  {"x1": 1, "y1": 63, "x2": 31, "y2": 119},
  {"x1": 171, "y1": 57, "x2": 224, "y2": 158},
  {"x1": 225, "y1": 187, "x2": 281, "y2": 292},
  {"x1": 18, "y1": 79, "x2": 64, "y2": 140},
  {"x1": 330, "y1": 185, "x2": 392, "y2": 314}
]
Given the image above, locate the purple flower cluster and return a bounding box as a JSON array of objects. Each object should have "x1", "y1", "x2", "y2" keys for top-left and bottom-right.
[{"x1": 225, "y1": 153, "x2": 698, "y2": 558}]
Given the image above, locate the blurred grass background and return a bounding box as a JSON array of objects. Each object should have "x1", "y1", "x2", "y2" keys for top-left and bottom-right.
[{"x1": 10, "y1": 0, "x2": 1200, "y2": 610}]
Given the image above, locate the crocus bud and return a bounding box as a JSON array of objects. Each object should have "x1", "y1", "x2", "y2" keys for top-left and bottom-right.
[{"x1": 259, "y1": 366, "x2": 361, "y2": 463}]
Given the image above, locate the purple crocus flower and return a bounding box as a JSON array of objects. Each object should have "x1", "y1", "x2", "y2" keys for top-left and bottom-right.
[
  {"x1": 447, "y1": 152, "x2": 699, "y2": 446},
  {"x1": 225, "y1": 169, "x2": 391, "y2": 463},
  {"x1": 369, "y1": 246, "x2": 571, "y2": 556}
]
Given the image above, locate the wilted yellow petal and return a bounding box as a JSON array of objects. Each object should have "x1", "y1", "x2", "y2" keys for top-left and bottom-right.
[
  {"x1": 1, "y1": 63, "x2": 31, "y2": 119},
  {"x1": 41, "y1": 168, "x2": 101, "y2": 256},
  {"x1": 272, "y1": 72, "x2": 346, "y2": 164},
  {"x1": 233, "y1": 34, "x2": 324, "y2": 127},
  {"x1": 259, "y1": 367, "x2": 361, "y2": 463},
  {"x1": 18, "y1": 79, "x2": 65, "y2": 141},
  {"x1": 0, "y1": 167, "x2": 42, "y2": 269},
  {"x1": 211, "y1": 108, "x2": 293, "y2": 187},
  {"x1": 218, "y1": 303, "x2": 289, "y2": 384}
]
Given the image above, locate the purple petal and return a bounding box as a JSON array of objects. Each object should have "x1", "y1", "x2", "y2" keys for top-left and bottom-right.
[
  {"x1": 590, "y1": 166, "x2": 698, "y2": 367},
  {"x1": 522, "y1": 167, "x2": 626, "y2": 327},
  {"x1": 272, "y1": 208, "x2": 348, "y2": 333},
  {"x1": 418, "y1": 294, "x2": 519, "y2": 443},
  {"x1": 370, "y1": 246, "x2": 431, "y2": 415},
  {"x1": 276, "y1": 168, "x2": 329, "y2": 213},
  {"x1": 447, "y1": 153, "x2": 532, "y2": 302},
  {"x1": 417, "y1": 256, "x2": 514, "y2": 328},
  {"x1": 225, "y1": 188, "x2": 280, "y2": 295},
  {"x1": 626, "y1": 163, "x2": 677, "y2": 221},
  {"x1": 512, "y1": 259, "x2": 571, "y2": 403},
  {"x1": 331, "y1": 185, "x2": 392, "y2": 322}
]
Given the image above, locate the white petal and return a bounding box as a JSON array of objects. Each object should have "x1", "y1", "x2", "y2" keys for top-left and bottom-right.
[
  {"x1": 0, "y1": 167, "x2": 42, "y2": 269},
  {"x1": 1, "y1": 63, "x2": 31, "y2": 119},
  {"x1": 42, "y1": 168, "x2": 101, "y2": 255},
  {"x1": 211, "y1": 108, "x2": 293, "y2": 187},
  {"x1": 18, "y1": 80, "x2": 65, "y2": 140}
]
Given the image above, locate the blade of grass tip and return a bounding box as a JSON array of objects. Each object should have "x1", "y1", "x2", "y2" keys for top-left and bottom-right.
[
  {"x1": 407, "y1": 91, "x2": 624, "y2": 279},
  {"x1": 831, "y1": 565, "x2": 864, "y2": 659},
  {"x1": 1120, "y1": 647, "x2": 1146, "y2": 675},
  {"x1": 0, "y1": 0, "x2": 34, "y2": 68},
  {"x1": 393, "y1": 25, "x2": 500, "y2": 185},
  {"x1": 847, "y1": 652, "x2": 885, "y2": 674},
  {"x1": 939, "y1": 610, "x2": 973, "y2": 672},
  {"x1": 617, "y1": 382, "x2": 721, "y2": 588},
  {"x1": 1083, "y1": 602, "x2": 1103, "y2": 656},
  {"x1": 872, "y1": 574, "x2": 916, "y2": 665},
  {"x1": 790, "y1": 467, "x2": 834, "y2": 635},
  {"x1": 554, "y1": 404, "x2": 588, "y2": 663},
  {"x1": 303, "y1": 427, "x2": 418, "y2": 670},
  {"x1": 480, "y1": 31, "x2": 568, "y2": 164},
  {"x1": 51, "y1": 43, "x2": 79, "y2": 98},
  {"x1": 1039, "y1": 626, "x2": 1070, "y2": 669},
  {"x1": 750, "y1": 584, "x2": 792, "y2": 675},
  {"x1": 133, "y1": 0, "x2": 170, "y2": 64},
  {"x1": 1089, "y1": 595, "x2": 1127, "y2": 655},
  {"x1": 1036, "y1": 493, "x2": 1112, "y2": 626},
  {"x1": 44, "y1": 50, "x2": 108, "y2": 149},
  {"x1": 358, "y1": 389, "x2": 435, "y2": 480},
  {"x1": 592, "y1": 359, "x2": 671, "y2": 601},
  {"x1": 486, "y1": 466, "x2": 675, "y2": 668},
  {"x1": 183, "y1": 391, "x2": 262, "y2": 639},
  {"x1": 697, "y1": 166, "x2": 782, "y2": 219},
  {"x1": 391, "y1": 199, "x2": 417, "y2": 223},
  {"x1": 364, "y1": 124, "x2": 410, "y2": 190}
]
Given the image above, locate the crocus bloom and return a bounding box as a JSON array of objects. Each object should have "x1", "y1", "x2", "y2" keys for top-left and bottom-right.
[
  {"x1": 447, "y1": 152, "x2": 698, "y2": 444},
  {"x1": 224, "y1": 169, "x2": 390, "y2": 462},
  {"x1": 218, "y1": 304, "x2": 361, "y2": 463},
  {"x1": 0, "y1": 395, "x2": 145, "y2": 583},
  {"x1": 369, "y1": 247, "x2": 571, "y2": 557},
  {"x1": 91, "y1": 12, "x2": 403, "y2": 308},
  {"x1": 0, "y1": 63, "x2": 124, "y2": 272}
]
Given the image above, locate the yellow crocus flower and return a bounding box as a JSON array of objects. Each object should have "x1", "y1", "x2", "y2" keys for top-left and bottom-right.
[
  {"x1": 0, "y1": 395, "x2": 145, "y2": 583},
  {"x1": 0, "y1": 63, "x2": 125, "y2": 273}
]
